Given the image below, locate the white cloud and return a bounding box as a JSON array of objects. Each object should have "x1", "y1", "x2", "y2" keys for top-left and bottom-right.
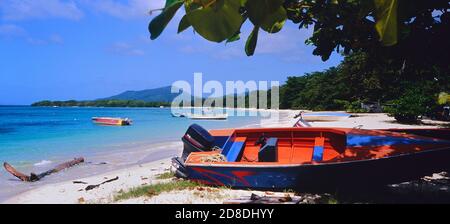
[
  {"x1": 0, "y1": 24, "x2": 26, "y2": 37},
  {"x1": 0, "y1": 0, "x2": 167, "y2": 21},
  {"x1": 81, "y1": 0, "x2": 165, "y2": 19},
  {"x1": 49, "y1": 34, "x2": 64, "y2": 44},
  {"x1": 257, "y1": 26, "x2": 312, "y2": 55},
  {"x1": 174, "y1": 23, "x2": 315, "y2": 62},
  {"x1": 0, "y1": 24, "x2": 65, "y2": 45},
  {"x1": 26, "y1": 37, "x2": 48, "y2": 45},
  {"x1": 108, "y1": 42, "x2": 145, "y2": 56},
  {"x1": 214, "y1": 46, "x2": 242, "y2": 60},
  {"x1": 26, "y1": 34, "x2": 64, "y2": 45},
  {"x1": 0, "y1": 0, "x2": 84, "y2": 21}
]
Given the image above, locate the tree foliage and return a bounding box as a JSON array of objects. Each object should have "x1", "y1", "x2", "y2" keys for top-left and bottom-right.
[
  {"x1": 149, "y1": 0, "x2": 450, "y2": 62},
  {"x1": 280, "y1": 51, "x2": 449, "y2": 117}
]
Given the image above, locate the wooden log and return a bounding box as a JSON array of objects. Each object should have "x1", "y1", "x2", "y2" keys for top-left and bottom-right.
[
  {"x1": 3, "y1": 157, "x2": 85, "y2": 182},
  {"x1": 224, "y1": 193, "x2": 302, "y2": 204},
  {"x1": 85, "y1": 176, "x2": 119, "y2": 191}
]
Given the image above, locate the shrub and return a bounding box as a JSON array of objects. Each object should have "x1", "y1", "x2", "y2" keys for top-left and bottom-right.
[
  {"x1": 333, "y1": 99, "x2": 368, "y2": 113},
  {"x1": 385, "y1": 90, "x2": 428, "y2": 123}
]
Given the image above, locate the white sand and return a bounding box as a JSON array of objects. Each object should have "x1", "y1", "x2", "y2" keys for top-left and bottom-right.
[
  {"x1": 4, "y1": 159, "x2": 173, "y2": 204},
  {"x1": 5, "y1": 111, "x2": 448, "y2": 204},
  {"x1": 307, "y1": 113, "x2": 448, "y2": 129}
]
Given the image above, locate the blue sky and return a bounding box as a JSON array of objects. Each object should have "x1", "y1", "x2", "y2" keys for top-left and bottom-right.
[{"x1": 0, "y1": 0, "x2": 342, "y2": 105}]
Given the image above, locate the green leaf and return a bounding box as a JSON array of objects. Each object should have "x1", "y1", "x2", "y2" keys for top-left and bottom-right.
[
  {"x1": 178, "y1": 15, "x2": 191, "y2": 33},
  {"x1": 261, "y1": 6, "x2": 287, "y2": 33},
  {"x1": 226, "y1": 32, "x2": 241, "y2": 43},
  {"x1": 187, "y1": 0, "x2": 243, "y2": 43},
  {"x1": 374, "y1": 0, "x2": 398, "y2": 46},
  {"x1": 438, "y1": 92, "x2": 449, "y2": 105},
  {"x1": 245, "y1": 26, "x2": 259, "y2": 56},
  {"x1": 246, "y1": 0, "x2": 284, "y2": 26},
  {"x1": 149, "y1": 0, "x2": 184, "y2": 40},
  {"x1": 165, "y1": 0, "x2": 180, "y2": 8}
]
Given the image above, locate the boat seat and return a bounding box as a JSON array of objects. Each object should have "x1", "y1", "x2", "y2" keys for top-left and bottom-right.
[
  {"x1": 312, "y1": 137, "x2": 325, "y2": 162},
  {"x1": 259, "y1": 138, "x2": 278, "y2": 162},
  {"x1": 225, "y1": 137, "x2": 247, "y2": 162}
]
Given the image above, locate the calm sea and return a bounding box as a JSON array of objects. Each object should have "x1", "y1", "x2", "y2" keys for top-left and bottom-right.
[
  {"x1": 0, "y1": 106, "x2": 264, "y2": 201},
  {"x1": 0, "y1": 106, "x2": 263, "y2": 165}
]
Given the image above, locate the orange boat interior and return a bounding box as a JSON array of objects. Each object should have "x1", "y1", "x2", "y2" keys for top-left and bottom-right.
[{"x1": 185, "y1": 128, "x2": 450, "y2": 165}]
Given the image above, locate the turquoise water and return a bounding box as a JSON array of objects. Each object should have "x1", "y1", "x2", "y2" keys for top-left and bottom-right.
[{"x1": 0, "y1": 106, "x2": 262, "y2": 165}]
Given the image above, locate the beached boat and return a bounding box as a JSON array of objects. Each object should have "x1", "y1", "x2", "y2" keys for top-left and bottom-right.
[
  {"x1": 92, "y1": 117, "x2": 132, "y2": 126},
  {"x1": 172, "y1": 124, "x2": 450, "y2": 190},
  {"x1": 299, "y1": 112, "x2": 351, "y2": 122},
  {"x1": 188, "y1": 113, "x2": 228, "y2": 120}
]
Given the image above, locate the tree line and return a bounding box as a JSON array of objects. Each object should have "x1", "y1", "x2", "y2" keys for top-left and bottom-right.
[
  {"x1": 31, "y1": 100, "x2": 171, "y2": 108},
  {"x1": 280, "y1": 52, "x2": 449, "y2": 122}
]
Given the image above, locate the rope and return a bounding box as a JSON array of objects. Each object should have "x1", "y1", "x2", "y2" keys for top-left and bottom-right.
[{"x1": 199, "y1": 153, "x2": 228, "y2": 163}]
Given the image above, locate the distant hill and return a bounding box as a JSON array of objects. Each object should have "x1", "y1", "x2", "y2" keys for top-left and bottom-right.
[
  {"x1": 100, "y1": 86, "x2": 182, "y2": 103},
  {"x1": 31, "y1": 86, "x2": 275, "y2": 108}
]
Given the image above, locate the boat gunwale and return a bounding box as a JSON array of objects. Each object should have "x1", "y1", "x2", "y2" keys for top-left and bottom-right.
[{"x1": 184, "y1": 145, "x2": 450, "y2": 168}]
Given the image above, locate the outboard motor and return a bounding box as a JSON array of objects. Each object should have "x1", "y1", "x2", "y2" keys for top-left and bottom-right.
[{"x1": 181, "y1": 124, "x2": 215, "y2": 161}]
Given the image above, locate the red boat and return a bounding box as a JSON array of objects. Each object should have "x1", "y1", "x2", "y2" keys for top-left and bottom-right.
[
  {"x1": 92, "y1": 117, "x2": 132, "y2": 126},
  {"x1": 172, "y1": 124, "x2": 450, "y2": 190}
]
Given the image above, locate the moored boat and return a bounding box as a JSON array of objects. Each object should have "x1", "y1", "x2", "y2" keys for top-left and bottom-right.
[
  {"x1": 188, "y1": 113, "x2": 228, "y2": 120},
  {"x1": 172, "y1": 124, "x2": 450, "y2": 190},
  {"x1": 300, "y1": 112, "x2": 351, "y2": 122},
  {"x1": 92, "y1": 117, "x2": 132, "y2": 126},
  {"x1": 172, "y1": 112, "x2": 187, "y2": 118}
]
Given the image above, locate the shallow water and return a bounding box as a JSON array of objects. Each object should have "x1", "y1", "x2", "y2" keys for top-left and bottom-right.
[{"x1": 0, "y1": 106, "x2": 264, "y2": 202}]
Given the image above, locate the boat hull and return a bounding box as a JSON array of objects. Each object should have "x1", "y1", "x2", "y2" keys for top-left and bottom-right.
[
  {"x1": 177, "y1": 147, "x2": 450, "y2": 190},
  {"x1": 92, "y1": 117, "x2": 131, "y2": 126},
  {"x1": 188, "y1": 115, "x2": 228, "y2": 120}
]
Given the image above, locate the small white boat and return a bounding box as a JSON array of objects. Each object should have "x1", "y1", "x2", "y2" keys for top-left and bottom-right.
[
  {"x1": 172, "y1": 112, "x2": 187, "y2": 118},
  {"x1": 300, "y1": 112, "x2": 351, "y2": 122},
  {"x1": 188, "y1": 113, "x2": 228, "y2": 120}
]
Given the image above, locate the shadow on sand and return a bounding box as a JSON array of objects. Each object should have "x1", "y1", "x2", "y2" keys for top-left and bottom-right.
[{"x1": 308, "y1": 172, "x2": 450, "y2": 204}]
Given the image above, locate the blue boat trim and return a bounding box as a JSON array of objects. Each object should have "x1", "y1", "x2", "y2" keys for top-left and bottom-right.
[
  {"x1": 347, "y1": 134, "x2": 447, "y2": 147},
  {"x1": 226, "y1": 141, "x2": 245, "y2": 162},
  {"x1": 312, "y1": 146, "x2": 324, "y2": 162}
]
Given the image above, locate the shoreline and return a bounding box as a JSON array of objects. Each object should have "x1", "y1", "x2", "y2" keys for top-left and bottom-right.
[
  {"x1": 4, "y1": 111, "x2": 449, "y2": 204},
  {"x1": 3, "y1": 109, "x2": 298, "y2": 203}
]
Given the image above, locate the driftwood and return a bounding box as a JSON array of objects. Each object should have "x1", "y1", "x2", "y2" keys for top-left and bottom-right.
[
  {"x1": 3, "y1": 157, "x2": 85, "y2": 182},
  {"x1": 85, "y1": 176, "x2": 119, "y2": 191},
  {"x1": 73, "y1": 181, "x2": 88, "y2": 184},
  {"x1": 224, "y1": 193, "x2": 302, "y2": 204}
]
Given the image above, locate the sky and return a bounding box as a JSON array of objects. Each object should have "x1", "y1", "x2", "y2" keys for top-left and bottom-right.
[{"x1": 0, "y1": 0, "x2": 342, "y2": 105}]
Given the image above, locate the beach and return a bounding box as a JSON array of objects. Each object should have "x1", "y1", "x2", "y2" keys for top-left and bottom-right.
[{"x1": 4, "y1": 111, "x2": 450, "y2": 204}]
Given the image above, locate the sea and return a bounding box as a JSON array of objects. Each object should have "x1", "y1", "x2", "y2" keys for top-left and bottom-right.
[{"x1": 0, "y1": 106, "x2": 265, "y2": 202}]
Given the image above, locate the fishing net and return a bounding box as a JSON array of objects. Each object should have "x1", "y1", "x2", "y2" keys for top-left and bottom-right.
[{"x1": 199, "y1": 153, "x2": 228, "y2": 163}]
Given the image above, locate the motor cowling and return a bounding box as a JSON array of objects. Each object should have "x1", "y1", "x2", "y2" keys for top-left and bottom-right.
[{"x1": 181, "y1": 124, "x2": 215, "y2": 161}]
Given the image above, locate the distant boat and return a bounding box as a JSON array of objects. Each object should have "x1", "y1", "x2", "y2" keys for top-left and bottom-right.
[
  {"x1": 300, "y1": 112, "x2": 351, "y2": 122},
  {"x1": 188, "y1": 113, "x2": 228, "y2": 120},
  {"x1": 92, "y1": 117, "x2": 132, "y2": 126},
  {"x1": 172, "y1": 112, "x2": 187, "y2": 118}
]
